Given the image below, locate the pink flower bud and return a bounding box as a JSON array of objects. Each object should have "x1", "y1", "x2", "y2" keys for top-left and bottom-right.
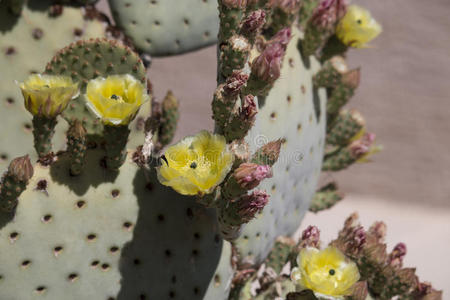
[
  {"x1": 300, "y1": 225, "x2": 321, "y2": 248},
  {"x1": 241, "y1": 95, "x2": 258, "y2": 119},
  {"x1": 238, "y1": 190, "x2": 270, "y2": 222},
  {"x1": 353, "y1": 226, "x2": 367, "y2": 249},
  {"x1": 234, "y1": 163, "x2": 272, "y2": 189},
  {"x1": 349, "y1": 132, "x2": 376, "y2": 158},
  {"x1": 389, "y1": 242, "x2": 407, "y2": 268},
  {"x1": 311, "y1": 0, "x2": 347, "y2": 29},
  {"x1": 270, "y1": 27, "x2": 292, "y2": 48},
  {"x1": 251, "y1": 43, "x2": 284, "y2": 83},
  {"x1": 224, "y1": 71, "x2": 249, "y2": 97},
  {"x1": 368, "y1": 220, "x2": 387, "y2": 242},
  {"x1": 241, "y1": 9, "x2": 266, "y2": 36}
]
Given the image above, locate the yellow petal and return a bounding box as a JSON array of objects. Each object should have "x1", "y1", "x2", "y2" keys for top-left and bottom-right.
[{"x1": 337, "y1": 5, "x2": 382, "y2": 48}]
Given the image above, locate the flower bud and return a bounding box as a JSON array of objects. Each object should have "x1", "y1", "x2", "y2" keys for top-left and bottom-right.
[
  {"x1": 299, "y1": 225, "x2": 321, "y2": 248},
  {"x1": 241, "y1": 95, "x2": 258, "y2": 119},
  {"x1": 252, "y1": 139, "x2": 282, "y2": 166},
  {"x1": 270, "y1": 27, "x2": 292, "y2": 48},
  {"x1": 234, "y1": 163, "x2": 272, "y2": 189},
  {"x1": 8, "y1": 155, "x2": 34, "y2": 183},
  {"x1": 342, "y1": 68, "x2": 361, "y2": 89},
  {"x1": 237, "y1": 190, "x2": 270, "y2": 223},
  {"x1": 368, "y1": 220, "x2": 387, "y2": 242},
  {"x1": 349, "y1": 132, "x2": 376, "y2": 158},
  {"x1": 251, "y1": 43, "x2": 284, "y2": 83},
  {"x1": 241, "y1": 9, "x2": 266, "y2": 37},
  {"x1": 224, "y1": 71, "x2": 249, "y2": 97},
  {"x1": 311, "y1": 0, "x2": 347, "y2": 29},
  {"x1": 388, "y1": 242, "x2": 407, "y2": 268}
]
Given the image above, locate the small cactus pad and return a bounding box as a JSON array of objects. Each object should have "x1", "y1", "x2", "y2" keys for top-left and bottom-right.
[
  {"x1": 45, "y1": 38, "x2": 149, "y2": 141},
  {"x1": 108, "y1": 0, "x2": 219, "y2": 56},
  {"x1": 235, "y1": 26, "x2": 326, "y2": 264},
  {"x1": 0, "y1": 150, "x2": 233, "y2": 299},
  {"x1": 0, "y1": 1, "x2": 105, "y2": 174}
]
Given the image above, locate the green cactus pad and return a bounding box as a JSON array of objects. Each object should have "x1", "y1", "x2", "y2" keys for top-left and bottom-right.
[
  {"x1": 0, "y1": 1, "x2": 105, "y2": 174},
  {"x1": 0, "y1": 150, "x2": 233, "y2": 299},
  {"x1": 45, "y1": 38, "x2": 150, "y2": 145},
  {"x1": 235, "y1": 26, "x2": 326, "y2": 264},
  {"x1": 108, "y1": 0, "x2": 219, "y2": 56}
]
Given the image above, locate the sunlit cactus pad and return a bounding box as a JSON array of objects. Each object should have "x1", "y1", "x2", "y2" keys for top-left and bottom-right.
[
  {"x1": 0, "y1": 1, "x2": 105, "y2": 173},
  {"x1": 108, "y1": 0, "x2": 219, "y2": 56},
  {"x1": 0, "y1": 150, "x2": 233, "y2": 299},
  {"x1": 235, "y1": 27, "x2": 326, "y2": 265}
]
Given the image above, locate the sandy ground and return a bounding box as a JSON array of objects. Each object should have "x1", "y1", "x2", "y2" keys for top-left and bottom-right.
[{"x1": 104, "y1": 0, "x2": 450, "y2": 294}]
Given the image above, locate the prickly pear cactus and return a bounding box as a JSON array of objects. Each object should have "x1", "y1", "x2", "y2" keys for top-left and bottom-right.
[
  {"x1": 236, "y1": 27, "x2": 326, "y2": 264},
  {"x1": 0, "y1": 1, "x2": 105, "y2": 173},
  {"x1": 0, "y1": 1, "x2": 394, "y2": 300},
  {"x1": 108, "y1": 0, "x2": 219, "y2": 56}
]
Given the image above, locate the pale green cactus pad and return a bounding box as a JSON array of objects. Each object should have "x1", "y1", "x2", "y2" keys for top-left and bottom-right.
[
  {"x1": 108, "y1": 0, "x2": 219, "y2": 56},
  {"x1": 236, "y1": 27, "x2": 326, "y2": 264},
  {"x1": 0, "y1": 150, "x2": 233, "y2": 299},
  {"x1": 0, "y1": 1, "x2": 105, "y2": 173}
]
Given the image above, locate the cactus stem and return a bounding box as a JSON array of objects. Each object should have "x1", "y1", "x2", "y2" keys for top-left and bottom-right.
[
  {"x1": 104, "y1": 125, "x2": 130, "y2": 170},
  {"x1": 32, "y1": 116, "x2": 57, "y2": 159},
  {"x1": 67, "y1": 120, "x2": 87, "y2": 176}
]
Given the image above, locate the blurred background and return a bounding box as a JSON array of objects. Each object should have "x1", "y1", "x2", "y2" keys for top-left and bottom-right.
[{"x1": 106, "y1": 0, "x2": 450, "y2": 292}]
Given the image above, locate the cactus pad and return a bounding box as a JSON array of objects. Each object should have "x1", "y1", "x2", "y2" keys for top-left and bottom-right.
[
  {"x1": 0, "y1": 2, "x2": 105, "y2": 174},
  {"x1": 108, "y1": 0, "x2": 219, "y2": 56},
  {"x1": 235, "y1": 27, "x2": 326, "y2": 264},
  {"x1": 0, "y1": 150, "x2": 233, "y2": 299}
]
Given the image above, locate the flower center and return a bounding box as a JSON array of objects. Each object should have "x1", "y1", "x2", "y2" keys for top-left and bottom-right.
[
  {"x1": 190, "y1": 162, "x2": 197, "y2": 169},
  {"x1": 329, "y1": 269, "x2": 335, "y2": 276}
]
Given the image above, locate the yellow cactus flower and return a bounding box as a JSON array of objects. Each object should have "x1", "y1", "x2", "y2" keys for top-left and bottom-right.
[
  {"x1": 19, "y1": 74, "x2": 79, "y2": 118},
  {"x1": 157, "y1": 131, "x2": 234, "y2": 196},
  {"x1": 291, "y1": 247, "x2": 360, "y2": 299},
  {"x1": 336, "y1": 5, "x2": 382, "y2": 48},
  {"x1": 85, "y1": 74, "x2": 149, "y2": 126}
]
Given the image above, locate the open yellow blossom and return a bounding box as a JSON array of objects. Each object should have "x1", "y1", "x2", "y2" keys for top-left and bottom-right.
[
  {"x1": 85, "y1": 74, "x2": 149, "y2": 126},
  {"x1": 19, "y1": 74, "x2": 79, "y2": 118},
  {"x1": 336, "y1": 5, "x2": 382, "y2": 48},
  {"x1": 291, "y1": 247, "x2": 360, "y2": 299},
  {"x1": 157, "y1": 131, "x2": 234, "y2": 196}
]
